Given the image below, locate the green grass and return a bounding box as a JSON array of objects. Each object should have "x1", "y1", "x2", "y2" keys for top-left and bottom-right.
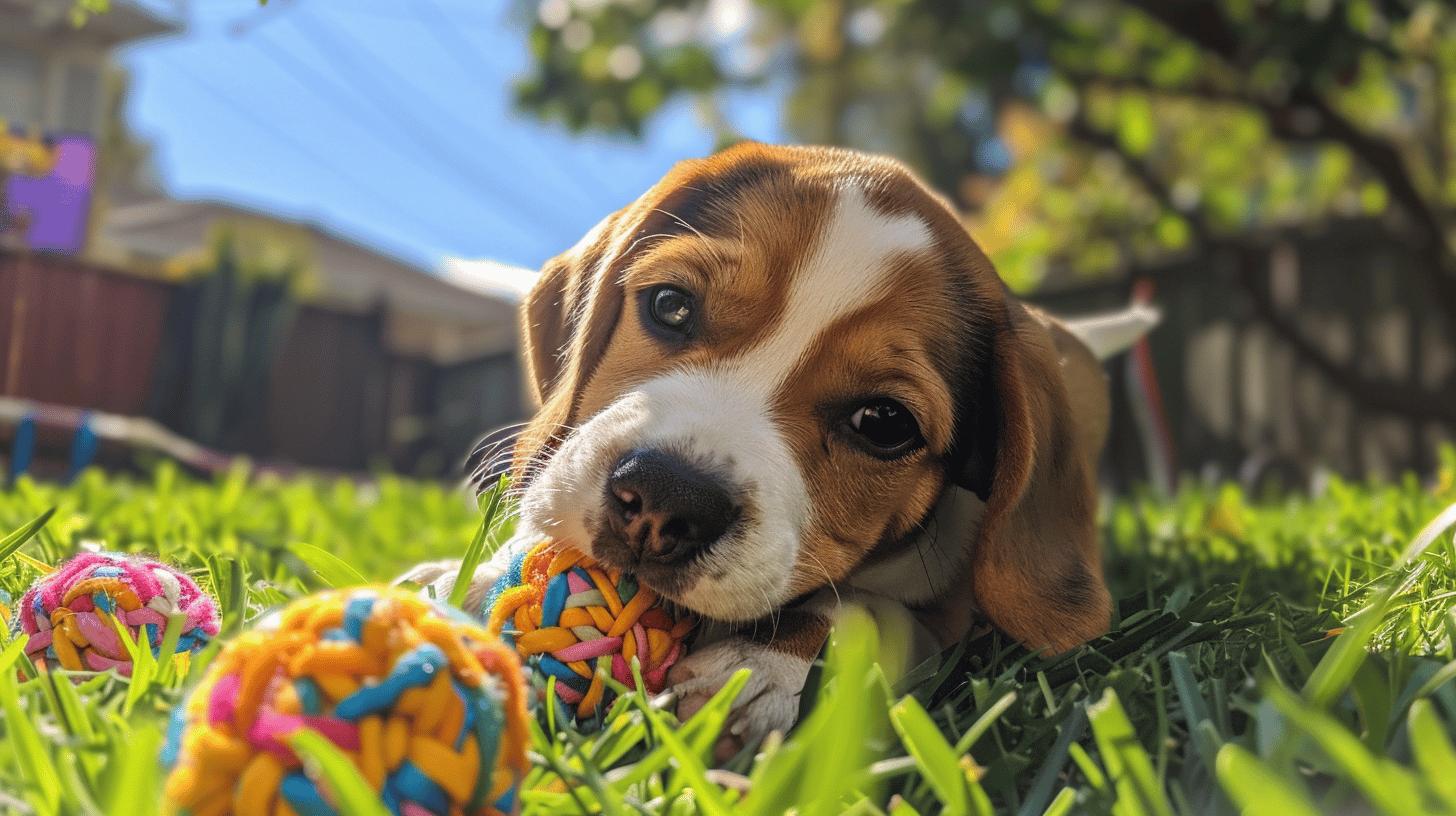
[{"x1": 5, "y1": 454, "x2": 1456, "y2": 815}]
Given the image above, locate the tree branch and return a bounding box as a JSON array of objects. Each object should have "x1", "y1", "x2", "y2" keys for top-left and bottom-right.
[
  {"x1": 1068, "y1": 108, "x2": 1456, "y2": 426},
  {"x1": 1233, "y1": 245, "x2": 1456, "y2": 427},
  {"x1": 1098, "y1": 0, "x2": 1456, "y2": 321}
]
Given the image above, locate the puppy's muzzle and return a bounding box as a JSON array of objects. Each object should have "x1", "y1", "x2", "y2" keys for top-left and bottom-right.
[{"x1": 604, "y1": 449, "x2": 738, "y2": 566}]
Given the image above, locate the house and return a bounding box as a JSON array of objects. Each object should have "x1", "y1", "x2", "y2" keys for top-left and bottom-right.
[
  {"x1": 91, "y1": 198, "x2": 533, "y2": 474},
  {"x1": 0, "y1": 0, "x2": 534, "y2": 477},
  {"x1": 1, "y1": 0, "x2": 177, "y2": 253},
  {"x1": 0, "y1": 0, "x2": 174, "y2": 135}
]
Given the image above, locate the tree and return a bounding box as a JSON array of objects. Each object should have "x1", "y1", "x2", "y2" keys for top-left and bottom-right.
[{"x1": 513, "y1": 0, "x2": 1456, "y2": 430}]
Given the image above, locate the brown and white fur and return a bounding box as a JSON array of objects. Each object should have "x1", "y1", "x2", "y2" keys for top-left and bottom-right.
[{"x1": 402, "y1": 143, "x2": 1155, "y2": 759}]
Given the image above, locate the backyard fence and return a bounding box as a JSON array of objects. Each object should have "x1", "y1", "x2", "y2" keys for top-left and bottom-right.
[
  {"x1": 3, "y1": 221, "x2": 1452, "y2": 485},
  {"x1": 1036, "y1": 218, "x2": 1455, "y2": 489},
  {"x1": 0, "y1": 251, "x2": 521, "y2": 476}
]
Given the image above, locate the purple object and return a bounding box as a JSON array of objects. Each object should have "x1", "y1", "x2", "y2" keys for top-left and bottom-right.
[{"x1": 3, "y1": 135, "x2": 96, "y2": 254}]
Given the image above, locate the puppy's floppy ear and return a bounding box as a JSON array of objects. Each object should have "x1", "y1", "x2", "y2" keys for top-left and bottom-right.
[
  {"x1": 514, "y1": 211, "x2": 629, "y2": 480},
  {"x1": 513, "y1": 156, "x2": 729, "y2": 483},
  {"x1": 956, "y1": 301, "x2": 1111, "y2": 654},
  {"x1": 520, "y1": 212, "x2": 625, "y2": 406}
]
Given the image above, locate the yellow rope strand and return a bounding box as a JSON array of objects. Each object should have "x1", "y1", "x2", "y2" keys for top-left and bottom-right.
[{"x1": 164, "y1": 586, "x2": 529, "y2": 816}]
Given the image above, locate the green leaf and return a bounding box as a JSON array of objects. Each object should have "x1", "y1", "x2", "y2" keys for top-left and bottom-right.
[
  {"x1": 1408, "y1": 700, "x2": 1456, "y2": 810},
  {"x1": 0, "y1": 507, "x2": 56, "y2": 565},
  {"x1": 1116, "y1": 94, "x2": 1155, "y2": 156},
  {"x1": 288, "y1": 729, "x2": 391, "y2": 816},
  {"x1": 450, "y1": 475, "x2": 508, "y2": 610},
  {"x1": 1087, "y1": 688, "x2": 1174, "y2": 816},
  {"x1": 292, "y1": 541, "x2": 368, "y2": 588},
  {"x1": 1215, "y1": 743, "x2": 1320, "y2": 816},
  {"x1": 890, "y1": 696, "x2": 970, "y2": 815}
]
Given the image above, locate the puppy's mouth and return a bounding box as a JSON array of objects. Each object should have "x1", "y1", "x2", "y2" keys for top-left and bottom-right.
[
  {"x1": 517, "y1": 377, "x2": 807, "y2": 623},
  {"x1": 586, "y1": 521, "x2": 728, "y2": 610}
]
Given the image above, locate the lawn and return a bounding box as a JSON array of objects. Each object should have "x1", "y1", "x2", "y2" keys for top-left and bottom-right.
[{"x1": 4, "y1": 457, "x2": 1456, "y2": 815}]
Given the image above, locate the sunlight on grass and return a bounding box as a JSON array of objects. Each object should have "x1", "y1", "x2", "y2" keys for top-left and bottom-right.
[{"x1": 2, "y1": 453, "x2": 1456, "y2": 813}]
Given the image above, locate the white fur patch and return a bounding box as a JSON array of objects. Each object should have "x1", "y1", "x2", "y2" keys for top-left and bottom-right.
[
  {"x1": 521, "y1": 185, "x2": 934, "y2": 620},
  {"x1": 668, "y1": 637, "x2": 811, "y2": 750},
  {"x1": 848, "y1": 485, "x2": 984, "y2": 604}
]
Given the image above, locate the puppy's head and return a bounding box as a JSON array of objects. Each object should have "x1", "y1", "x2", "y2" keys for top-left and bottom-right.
[{"x1": 512, "y1": 144, "x2": 1108, "y2": 652}]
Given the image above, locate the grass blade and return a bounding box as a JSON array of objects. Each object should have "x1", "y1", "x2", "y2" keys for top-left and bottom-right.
[
  {"x1": 890, "y1": 696, "x2": 971, "y2": 816},
  {"x1": 952, "y1": 691, "x2": 1016, "y2": 755},
  {"x1": 1041, "y1": 788, "x2": 1077, "y2": 816},
  {"x1": 1214, "y1": 743, "x2": 1319, "y2": 816},
  {"x1": 288, "y1": 729, "x2": 391, "y2": 816},
  {"x1": 0, "y1": 669, "x2": 62, "y2": 816},
  {"x1": 1408, "y1": 699, "x2": 1456, "y2": 810},
  {"x1": 0, "y1": 507, "x2": 56, "y2": 565},
  {"x1": 1266, "y1": 683, "x2": 1425, "y2": 815},
  {"x1": 1087, "y1": 688, "x2": 1174, "y2": 816},
  {"x1": 1018, "y1": 705, "x2": 1087, "y2": 816},
  {"x1": 292, "y1": 541, "x2": 368, "y2": 588},
  {"x1": 450, "y1": 475, "x2": 507, "y2": 610},
  {"x1": 1305, "y1": 501, "x2": 1456, "y2": 706}
]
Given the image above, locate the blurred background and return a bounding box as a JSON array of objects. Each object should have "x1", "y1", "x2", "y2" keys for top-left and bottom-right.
[{"x1": 1, "y1": 0, "x2": 1452, "y2": 491}]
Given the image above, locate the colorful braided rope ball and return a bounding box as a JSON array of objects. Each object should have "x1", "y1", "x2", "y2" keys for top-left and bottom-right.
[
  {"x1": 13, "y1": 552, "x2": 219, "y2": 675},
  {"x1": 163, "y1": 586, "x2": 530, "y2": 816},
  {"x1": 485, "y1": 539, "x2": 696, "y2": 721}
]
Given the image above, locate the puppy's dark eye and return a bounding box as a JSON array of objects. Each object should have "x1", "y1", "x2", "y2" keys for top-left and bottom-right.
[
  {"x1": 649, "y1": 286, "x2": 695, "y2": 333},
  {"x1": 848, "y1": 399, "x2": 923, "y2": 456}
]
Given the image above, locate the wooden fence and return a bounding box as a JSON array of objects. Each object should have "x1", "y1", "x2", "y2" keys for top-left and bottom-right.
[
  {"x1": 1035, "y1": 219, "x2": 1455, "y2": 488},
  {"x1": 0, "y1": 252, "x2": 521, "y2": 476},
  {"x1": 4, "y1": 224, "x2": 1452, "y2": 485}
]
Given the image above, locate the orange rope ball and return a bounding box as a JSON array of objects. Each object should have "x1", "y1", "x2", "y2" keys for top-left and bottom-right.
[
  {"x1": 484, "y1": 539, "x2": 697, "y2": 721},
  {"x1": 163, "y1": 586, "x2": 530, "y2": 816}
]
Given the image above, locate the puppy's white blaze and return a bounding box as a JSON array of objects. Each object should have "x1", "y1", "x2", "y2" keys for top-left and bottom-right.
[
  {"x1": 728, "y1": 187, "x2": 935, "y2": 398},
  {"x1": 521, "y1": 185, "x2": 936, "y2": 620},
  {"x1": 629, "y1": 370, "x2": 807, "y2": 619}
]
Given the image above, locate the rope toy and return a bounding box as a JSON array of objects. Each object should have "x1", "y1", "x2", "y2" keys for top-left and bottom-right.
[
  {"x1": 485, "y1": 539, "x2": 696, "y2": 720},
  {"x1": 12, "y1": 552, "x2": 219, "y2": 675},
  {"x1": 163, "y1": 586, "x2": 530, "y2": 816}
]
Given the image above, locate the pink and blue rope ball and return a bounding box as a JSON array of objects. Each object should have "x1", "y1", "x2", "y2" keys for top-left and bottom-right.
[{"x1": 12, "y1": 552, "x2": 219, "y2": 675}]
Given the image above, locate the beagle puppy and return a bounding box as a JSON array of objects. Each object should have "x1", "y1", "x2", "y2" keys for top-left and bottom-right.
[{"x1": 404, "y1": 143, "x2": 1132, "y2": 757}]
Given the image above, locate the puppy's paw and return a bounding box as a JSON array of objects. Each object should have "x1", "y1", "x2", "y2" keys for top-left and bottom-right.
[
  {"x1": 395, "y1": 559, "x2": 459, "y2": 591},
  {"x1": 393, "y1": 559, "x2": 498, "y2": 615},
  {"x1": 669, "y1": 638, "x2": 811, "y2": 762}
]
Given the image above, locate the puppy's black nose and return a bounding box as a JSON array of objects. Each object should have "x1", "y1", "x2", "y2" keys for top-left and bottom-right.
[{"x1": 606, "y1": 449, "x2": 737, "y2": 564}]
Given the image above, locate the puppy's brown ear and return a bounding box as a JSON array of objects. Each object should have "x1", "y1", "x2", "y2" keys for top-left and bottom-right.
[
  {"x1": 958, "y1": 301, "x2": 1111, "y2": 654},
  {"x1": 514, "y1": 212, "x2": 628, "y2": 480},
  {"x1": 520, "y1": 213, "x2": 625, "y2": 405}
]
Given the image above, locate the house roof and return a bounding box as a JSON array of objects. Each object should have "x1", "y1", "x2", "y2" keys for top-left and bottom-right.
[
  {"x1": 439, "y1": 257, "x2": 541, "y2": 305},
  {"x1": 0, "y1": 0, "x2": 178, "y2": 47},
  {"x1": 99, "y1": 197, "x2": 525, "y2": 361}
]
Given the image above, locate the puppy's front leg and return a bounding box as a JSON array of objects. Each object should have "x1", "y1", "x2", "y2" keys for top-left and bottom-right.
[
  {"x1": 668, "y1": 601, "x2": 831, "y2": 762},
  {"x1": 394, "y1": 534, "x2": 536, "y2": 615},
  {"x1": 670, "y1": 589, "x2": 942, "y2": 762}
]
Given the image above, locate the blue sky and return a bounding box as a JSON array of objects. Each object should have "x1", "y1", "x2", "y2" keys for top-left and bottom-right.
[{"x1": 121, "y1": 0, "x2": 785, "y2": 271}]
